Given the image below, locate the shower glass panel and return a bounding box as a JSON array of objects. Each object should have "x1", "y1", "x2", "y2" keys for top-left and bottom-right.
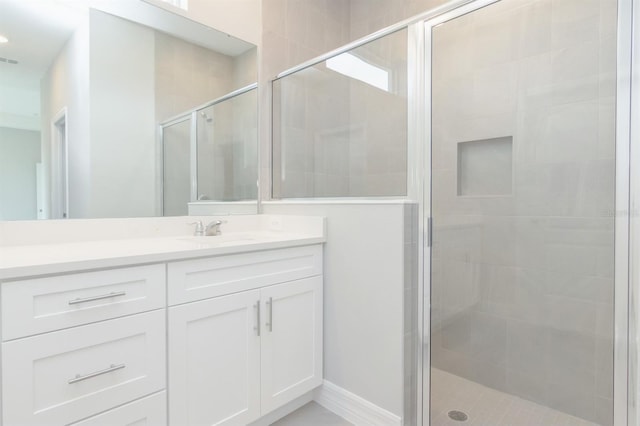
[
  {"x1": 162, "y1": 117, "x2": 192, "y2": 216},
  {"x1": 196, "y1": 88, "x2": 258, "y2": 201},
  {"x1": 272, "y1": 28, "x2": 408, "y2": 198},
  {"x1": 429, "y1": 0, "x2": 616, "y2": 425}
]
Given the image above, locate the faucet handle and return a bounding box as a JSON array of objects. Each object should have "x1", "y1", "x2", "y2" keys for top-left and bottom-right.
[
  {"x1": 205, "y1": 220, "x2": 226, "y2": 236},
  {"x1": 189, "y1": 221, "x2": 205, "y2": 236}
]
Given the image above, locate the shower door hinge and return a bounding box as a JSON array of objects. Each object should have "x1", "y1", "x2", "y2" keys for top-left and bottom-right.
[{"x1": 426, "y1": 217, "x2": 432, "y2": 248}]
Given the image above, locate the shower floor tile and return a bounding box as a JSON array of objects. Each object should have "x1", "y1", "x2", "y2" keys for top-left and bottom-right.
[{"x1": 430, "y1": 368, "x2": 600, "y2": 426}]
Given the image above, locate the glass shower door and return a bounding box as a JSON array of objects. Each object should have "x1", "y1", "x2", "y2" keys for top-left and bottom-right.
[{"x1": 428, "y1": 0, "x2": 618, "y2": 425}]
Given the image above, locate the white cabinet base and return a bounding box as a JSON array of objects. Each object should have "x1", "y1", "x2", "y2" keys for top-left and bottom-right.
[{"x1": 1, "y1": 243, "x2": 324, "y2": 426}]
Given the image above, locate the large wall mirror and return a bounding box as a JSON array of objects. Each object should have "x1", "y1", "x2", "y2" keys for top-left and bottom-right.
[{"x1": 0, "y1": 0, "x2": 258, "y2": 221}]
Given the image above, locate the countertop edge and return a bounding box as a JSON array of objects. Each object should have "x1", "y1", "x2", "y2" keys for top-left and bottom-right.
[{"x1": 0, "y1": 236, "x2": 326, "y2": 281}]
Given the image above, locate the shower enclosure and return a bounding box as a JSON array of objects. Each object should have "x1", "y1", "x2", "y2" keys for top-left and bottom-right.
[
  {"x1": 158, "y1": 84, "x2": 257, "y2": 216},
  {"x1": 271, "y1": 0, "x2": 635, "y2": 424},
  {"x1": 196, "y1": 87, "x2": 258, "y2": 203},
  {"x1": 427, "y1": 0, "x2": 620, "y2": 424}
]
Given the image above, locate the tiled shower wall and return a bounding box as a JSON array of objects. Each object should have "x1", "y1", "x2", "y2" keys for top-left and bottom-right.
[
  {"x1": 429, "y1": 0, "x2": 617, "y2": 424},
  {"x1": 259, "y1": 0, "x2": 449, "y2": 190},
  {"x1": 272, "y1": 28, "x2": 408, "y2": 198},
  {"x1": 260, "y1": 0, "x2": 354, "y2": 197},
  {"x1": 349, "y1": 0, "x2": 450, "y2": 39}
]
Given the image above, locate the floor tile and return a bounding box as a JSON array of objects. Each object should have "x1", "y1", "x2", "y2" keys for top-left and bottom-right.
[{"x1": 271, "y1": 402, "x2": 353, "y2": 426}]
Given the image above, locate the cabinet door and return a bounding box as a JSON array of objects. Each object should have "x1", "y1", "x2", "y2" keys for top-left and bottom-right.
[
  {"x1": 169, "y1": 290, "x2": 261, "y2": 426},
  {"x1": 260, "y1": 276, "x2": 323, "y2": 414}
]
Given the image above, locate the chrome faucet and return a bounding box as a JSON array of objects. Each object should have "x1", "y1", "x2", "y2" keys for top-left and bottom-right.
[
  {"x1": 189, "y1": 220, "x2": 225, "y2": 236},
  {"x1": 189, "y1": 221, "x2": 205, "y2": 236},
  {"x1": 205, "y1": 220, "x2": 223, "y2": 236}
]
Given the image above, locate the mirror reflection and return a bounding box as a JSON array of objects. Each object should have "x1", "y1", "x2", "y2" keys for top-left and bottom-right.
[
  {"x1": 161, "y1": 85, "x2": 258, "y2": 217},
  {"x1": 0, "y1": 0, "x2": 258, "y2": 221}
]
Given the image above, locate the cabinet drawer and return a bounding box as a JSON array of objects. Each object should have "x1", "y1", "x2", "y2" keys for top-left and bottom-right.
[
  {"x1": 2, "y1": 264, "x2": 166, "y2": 340},
  {"x1": 71, "y1": 392, "x2": 166, "y2": 426},
  {"x1": 168, "y1": 245, "x2": 322, "y2": 305},
  {"x1": 2, "y1": 310, "x2": 166, "y2": 426}
]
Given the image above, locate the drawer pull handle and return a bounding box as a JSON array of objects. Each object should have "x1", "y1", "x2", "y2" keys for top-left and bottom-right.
[
  {"x1": 68, "y1": 363, "x2": 126, "y2": 384},
  {"x1": 68, "y1": 291, "x2": 127, "y2": 305},
  {"x1": 266, "y1": 297, "x2": 273, "y2": 332}
]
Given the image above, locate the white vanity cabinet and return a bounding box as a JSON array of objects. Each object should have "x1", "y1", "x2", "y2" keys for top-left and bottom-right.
[
  {"x1": 0, "y1": 239, "x2": 324, "y2": 426},
  {"x1": 1, "y1": 265, "x2": 167, "y2": 426},
  {"x1": 168, "y1": 246, "x2": 323, "y2": 426}
]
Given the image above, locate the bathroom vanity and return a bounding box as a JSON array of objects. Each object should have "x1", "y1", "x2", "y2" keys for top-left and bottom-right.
[{"x1": 0, "y1": 215, "x2": 325, "y2": 426}]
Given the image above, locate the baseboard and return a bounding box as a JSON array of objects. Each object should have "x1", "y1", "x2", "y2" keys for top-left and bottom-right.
[{"x1": 313, "y1": 380, "x2": 402, "y2": 426}]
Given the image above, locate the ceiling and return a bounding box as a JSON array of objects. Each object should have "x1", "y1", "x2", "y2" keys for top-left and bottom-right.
[
  {"x1": 0, "y1": 0, "x2": 86, "y2": 90},
  {"x1": 0, "y1": 0, "x2": 87, "y2": 129}
]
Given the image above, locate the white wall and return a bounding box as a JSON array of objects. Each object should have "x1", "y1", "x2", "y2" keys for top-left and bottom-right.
[
  {"x1": 262, "y1": 202, "x2": 408, "y2": 418},
  {"x1": 0, "y1": 127, "x2": 41, "y2": 220},
  {"x1": 40, "y1": 16, "x2": 91, "y2": 219},
  {"x1": 89, "y1": 10, "x2": 156, "y2": 218},
  {"x1": 0, "y1": 87, "x2": 40, "y2": 131}
]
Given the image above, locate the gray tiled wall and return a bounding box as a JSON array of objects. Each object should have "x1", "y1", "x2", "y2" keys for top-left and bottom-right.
[
  {"x1": 429, "y1": 0, "x2": 617, "y2": 425},
  {"x1": 273, "y1": 28, "x2": 408, "y2": 198}
]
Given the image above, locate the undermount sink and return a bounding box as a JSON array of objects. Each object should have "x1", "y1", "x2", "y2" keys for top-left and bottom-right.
[{"x1": 178, "y1": 234, "x2": 257, "y2": 246}]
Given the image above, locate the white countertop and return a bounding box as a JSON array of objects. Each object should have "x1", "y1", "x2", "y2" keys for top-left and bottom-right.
[{"x1": 0, "y1": 231, "x2": 325, "y2": 280}]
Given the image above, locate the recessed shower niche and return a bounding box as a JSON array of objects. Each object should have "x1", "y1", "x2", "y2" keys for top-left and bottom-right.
[{"x1": 456, "y1": 136, "x2": 513, "y2": 197}]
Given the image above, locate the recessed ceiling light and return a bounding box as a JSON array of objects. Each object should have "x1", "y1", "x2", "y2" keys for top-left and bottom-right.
[{"x1": 0, "y1": 35, "x2": 8, "y2": 43}]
